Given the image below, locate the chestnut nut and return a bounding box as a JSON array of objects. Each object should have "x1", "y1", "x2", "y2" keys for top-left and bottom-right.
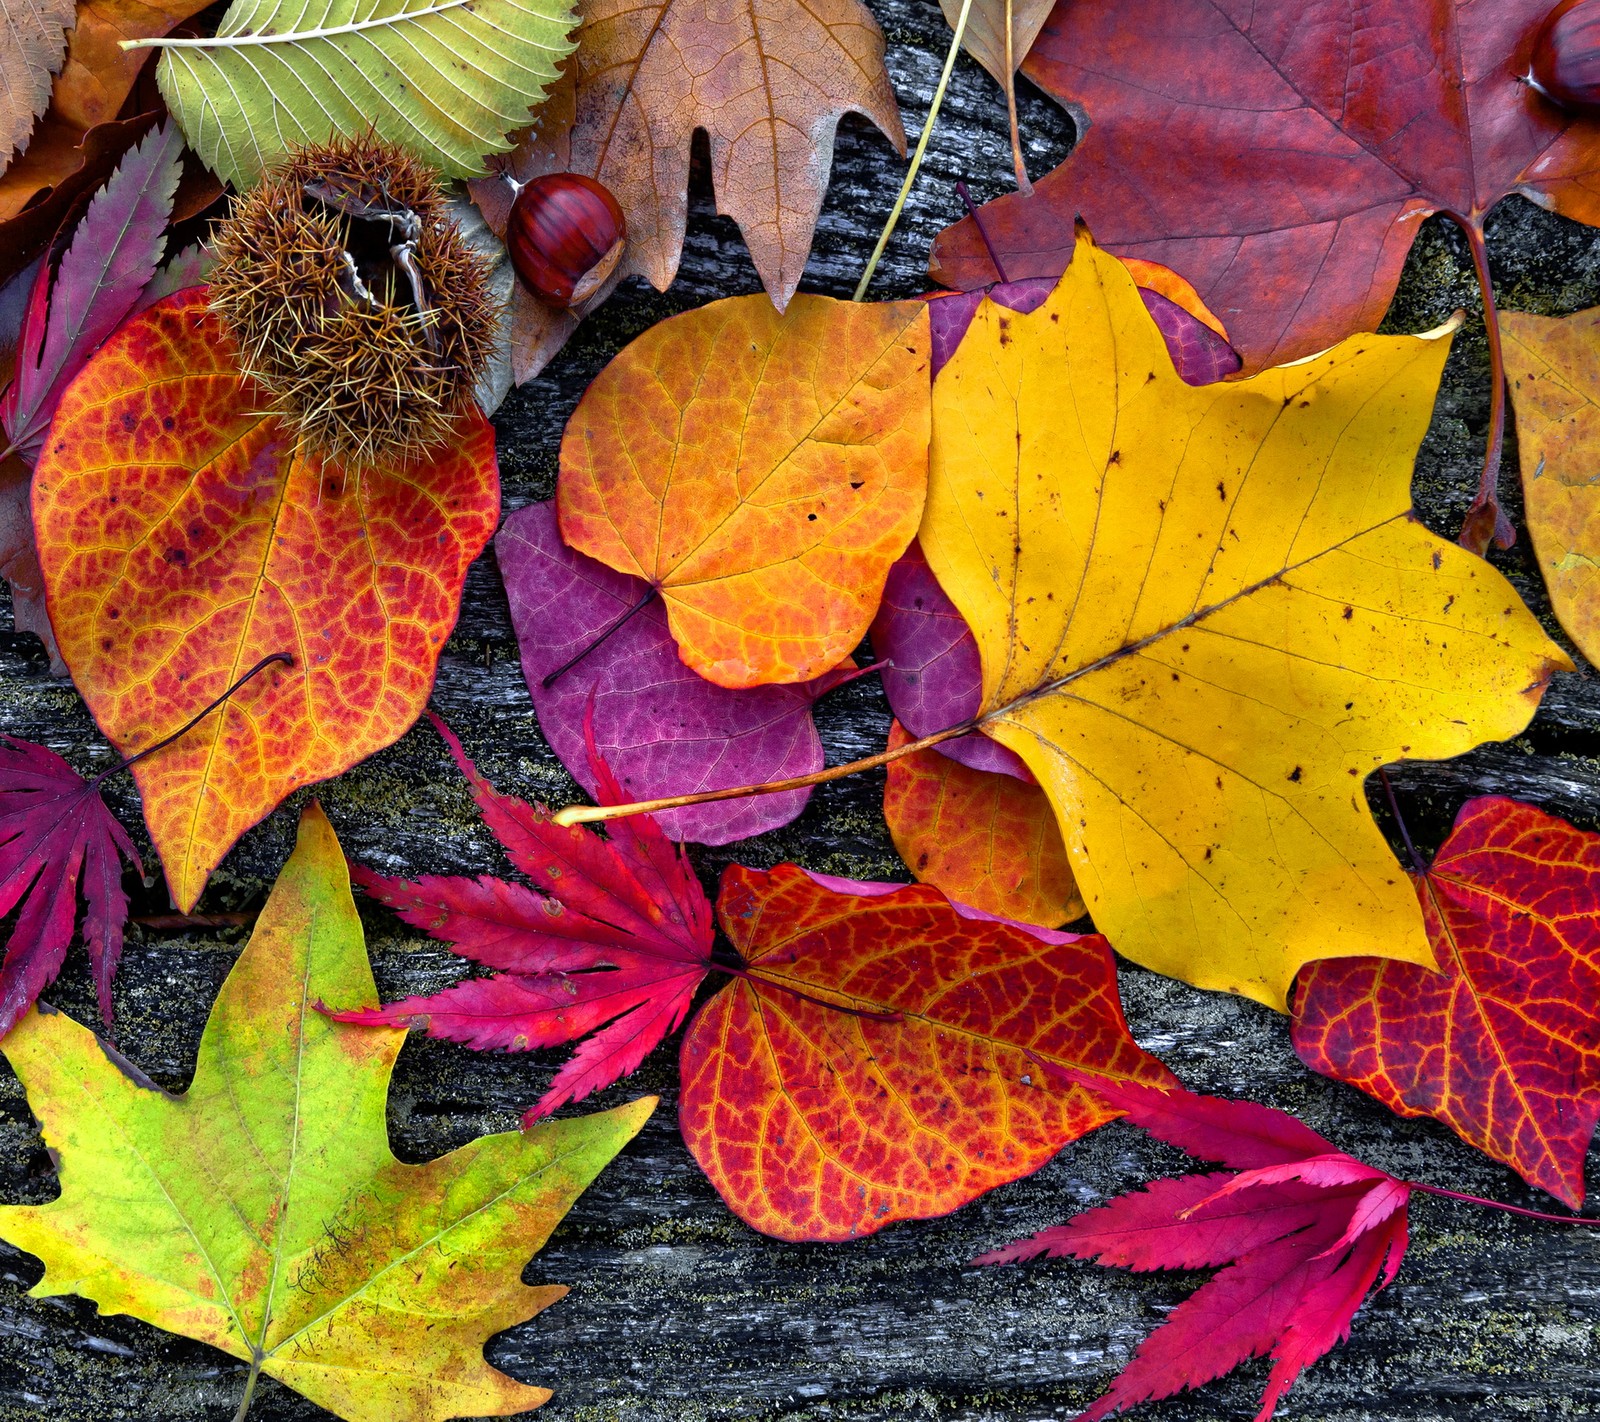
[
  {"x1": 1531, "y1": 0, "x2": 1600, "y2": 114},
  {"x1": 506, "y1": 172, "x2": 627, "y2": 309}
]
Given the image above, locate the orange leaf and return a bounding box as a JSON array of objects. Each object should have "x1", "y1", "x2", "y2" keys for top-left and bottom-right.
[
  {"x1": 559, "y1": 294, "x2": 930, "y2": 687},
  {"x1": 32, "y1": 290, "x2": 498, "y2": 910},
  {"x1": 883, "y1": 719, "x2": 1084, "y2": 928},
  {"x1": 680, "y1": 864, "x2": 1173, "y2": 1240}
]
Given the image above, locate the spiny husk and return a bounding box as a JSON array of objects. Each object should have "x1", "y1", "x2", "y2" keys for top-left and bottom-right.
[{"x1": 209, "y1": 135, "x2": 497, "y2": 465}]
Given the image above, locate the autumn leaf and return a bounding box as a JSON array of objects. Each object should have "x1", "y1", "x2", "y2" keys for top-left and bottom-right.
[
  {"x1": 930, "y1": 0, "x2": 1600, "y2": 378},
  {"x1": 979, "y1": 1072, "x2": 1411, "y2": 1422},
  {"x1": 497, "y1": 499, "x2": 859, "y2": 845},
  {"x1": 2, "y1": 0, "x2": 76, "y2": 164},
  {"x1": 1502, "y1": 304, "x2": 1600, "y2": 665},
  {"x1": 683, "y1": 867, "x2": 1173, "y2": 1240},
  {"x1": 332, "y1": 731, "x2": 1171, "y2": 1240},
  {"x1": 31, "y1": 289, "x2": 499, "y2": 911},
  {"x1": 929, "y1": 0, "x2": 1600, "y2": 547},
  {"x1": 329, "y1": 713, "x2": 716, "y2": 1120},
  {"x1": 0, "y1": 736, "x2": 142, "y2": 1038},
  {"x1": 883, "y1": 719, "x2": 1080, "y2": 928},
  {"x1": 0, "y1": 801, "x2": 652, "y2": 1421},
  {"x1": 559, "y1": 293, "x2": 931, "y2": 687},
  {"x1": 0, "y1": 0, "x2": 215, "y2": 269},
  {"x1": 135, "y1": 0, "x2": 578, "y2": 190},
  {"x1": 936, "y1": 0, "x2": 1050, "y2": 92},
  {"x1": 1293, "y1": 795, "x2": 1600, "y2": 1210},
  {"x1": 566, "y1": 0, "x2": 900, "y2": 313},
  {"x1": 917, "y1": 230, "x2": 1566, "y2": 1010},
  {"x1": 1, "y1": 121, "x2": 184, "y2": 466}
]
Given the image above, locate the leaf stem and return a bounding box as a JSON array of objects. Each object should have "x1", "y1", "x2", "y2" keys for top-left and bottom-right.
[
  {"x1": 853, "y1": 0, "x2": 975, "y2": 301},
  {"x1": 956, "y1": 180, "x2": 1009, "y2": 283},
  {"x1": 90, "y1": 653, "x2": 293, "y2": 790},
  {"x1": 541, "y1": 588, "x2": 657, "y2": 689},
  {"x1": 1376, "y1": 768, "x2": 1426, "y2": 876},
  {"x1": 1448, "y1": 212, "x2": 1514, "y2": 555},
  {"x1": 232, "y1": 1357, "x2": 263, "y2": 1422},
  {"x1": 552, "y1": 718, "x2": 976, "y2": 826},
  {"x1": 1407, "y1": 1180, "x2": 1600, "y2": 1227},
  {"x1": 1004, "y1": 0, "x2": 1032, "y2": 195}
]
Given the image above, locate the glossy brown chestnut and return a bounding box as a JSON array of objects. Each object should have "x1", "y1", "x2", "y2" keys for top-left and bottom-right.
[
  {"x1": 506, "y1": 173, "x2": 627, "y2": 309},
  {"x1": 1532, "y1": 0, "x2": 1600, "y2": 114}
]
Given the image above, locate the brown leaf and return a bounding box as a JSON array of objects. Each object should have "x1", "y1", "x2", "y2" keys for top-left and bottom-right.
[
  {"x1": 937, "y1": 0, "x2": 1052, "y2": 89},
  {"x1": 474, "y1": 0, "x2": 905, "y2": 380},
  {"x1": 1, "y1": 0, "x2": 76, "y2": 163},
  {"x1": 0, "y1": 0, "x2": 212, "y2": 273}
]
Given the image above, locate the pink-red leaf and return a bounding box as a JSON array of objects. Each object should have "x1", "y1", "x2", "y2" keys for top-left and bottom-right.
[
  {"x1": 327, "y1": 714, "x2": 714, "y2": 1119},
  {"x1": 981, "y1": 1076, "x2": 1412, "y2": 1422},
  {"x1": 1292, "y1": 795, "x2": 1600, "y2": 1209},
  {"x1": 0, "y1": 736, "x2": 142, "y2": 1035}
]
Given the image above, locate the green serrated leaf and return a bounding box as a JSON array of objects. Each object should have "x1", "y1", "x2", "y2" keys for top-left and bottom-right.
[{"x1": 140, "y1": 0, "x2": 577, "y2": 188}]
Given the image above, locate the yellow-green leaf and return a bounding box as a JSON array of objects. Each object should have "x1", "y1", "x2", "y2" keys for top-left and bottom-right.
[
  {"x1": 0, "y1": 802, "x2": 652, "y2": 1422},
  {"x1": 923, "y1": 231, "x2": 1570, "y2": 1011},
  {"x1": 1502, "y1": 306, "x2": 1600, "y2": 667},
  {"x1": 138, "y1": 0, "x2": 576, "y2": 188}
]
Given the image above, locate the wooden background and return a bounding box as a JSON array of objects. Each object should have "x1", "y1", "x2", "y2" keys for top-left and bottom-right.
[{"x1": 4, "y1": 1, "x2": 1600, "y2": 1416}]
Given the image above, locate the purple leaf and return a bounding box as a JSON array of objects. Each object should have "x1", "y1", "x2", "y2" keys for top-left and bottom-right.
[
  {"x1": 870, "y1": 541, "x2": 1034, "y2": 780},
  {"x1": 0, "y1": 736, "x2": 143, "y2": 1037},
  {"x1": 131, "y1": 242, "x2": 214, "y2": 316},
  {"x1": 1, "y1": 122, "x2": 185, "y2": 464},
  {"x1": 496, "y1": 500, "x2": 857, "y2": 844},
  {"x1": 926, "y1": 276, "x2": 1241, "y2": 383}
]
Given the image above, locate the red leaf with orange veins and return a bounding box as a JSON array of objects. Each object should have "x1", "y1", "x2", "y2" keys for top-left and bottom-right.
[
  {"x1": 31, "y1": 290, "x2": 499, "y2": 911},
  {"x1": 980, "y1": 1072, "x2": 1411, "y2": 1422},
  {"x1": 679, "y1": 867, "x2": 1173, "y2": 1242},
  {"x1": 1292, "y1": 795, "x2": 1600, "y2": 1209},
  {"x1": 329, "y1": 714, "x2": 714, "y2": 1120},
  {"x1": 0, "y1": 736, "x2": 142, "y2": 1037}
]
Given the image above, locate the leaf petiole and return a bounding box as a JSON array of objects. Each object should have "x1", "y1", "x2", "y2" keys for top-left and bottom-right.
[
  {"x1": 90, "y1": 653, "x2": 293, "y2": 790},
  {"x1": 552, "y1": 717, "x2": 977, "y2": 826},
  {"x1": 853, "y1": 0, "x2": 975, "y2": 301},
  {"x1": 232, "y1": 1356, "x2": 263, "y2": 1422},
  {"x1": 1447, "y1": 212, "x2": 1515, "y2": 555},
  {"x1": 1407, "y1": 1179, "x2": 1600, "y2": 1228},
  {"x1": 541, "y1": 588, "x2": 658, "y2": 689},
  {"x1": 1003, "y1": 0, "x2": 1031, "y2": 195}
]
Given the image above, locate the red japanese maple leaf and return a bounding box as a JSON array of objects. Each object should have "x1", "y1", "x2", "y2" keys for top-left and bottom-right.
[
  {"x1": 0, "y1": 737, "x2": 143, "y2": 1036},
  {"x1": 979, "y1": 1071, "x2": 1412, "y2": 1422},
  {"x1": 1293, "y1": 795, "x2": 1600, "y2": 1209},
  {"x1": 327, "y1": 713, "x2": 715, "y2": 1119}
]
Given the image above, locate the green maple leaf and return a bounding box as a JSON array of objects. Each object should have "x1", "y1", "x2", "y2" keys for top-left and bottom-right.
[{"x1": 0, "y1": 803, "x2": 652, "y2": 1421}]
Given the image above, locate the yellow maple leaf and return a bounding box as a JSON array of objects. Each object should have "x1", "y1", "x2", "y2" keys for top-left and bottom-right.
[{"x1": 921, "y1": 230, "x2": 1570, "y2": 1010}]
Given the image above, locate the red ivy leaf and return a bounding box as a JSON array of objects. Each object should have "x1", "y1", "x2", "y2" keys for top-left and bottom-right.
[
  {"x1": 982, "y1": 1071, "x2": 1410, "y2": 1422},
  {"x1": 327, "y1": 713, "x2": 714, "y2": 1119},
  {"x1": 0, "y1": 736, "x2": 143, "y2": 1036},
  {"x1": 1292, "y1": 795, "x2": 1600, "y2": 1209}
]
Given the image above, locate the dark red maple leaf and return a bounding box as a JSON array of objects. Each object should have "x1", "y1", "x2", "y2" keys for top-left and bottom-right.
[
  {"x1": 327, "y1": 713, "x2": 715, "y2": 1120},
  {"x1": 1293, "y1": 795, "x2": 1600, "y2": 1210},
  {"x1": 979, "y1": 1071, "x2": 1412, "y2": 1422},
  {"x1": 0, "y1": 737, "x2": 143, "y2": 1037},
  {"x1": 930, "y1": 0, "x2": 1600, "y2": 550}
]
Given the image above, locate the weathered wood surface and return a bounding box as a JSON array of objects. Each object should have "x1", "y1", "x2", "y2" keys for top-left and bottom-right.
[{"x1": 4, "y1": 4, "x2": 1600, "y2": 1417}]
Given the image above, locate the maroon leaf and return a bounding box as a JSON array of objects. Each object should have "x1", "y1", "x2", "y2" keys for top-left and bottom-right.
[{"x1": 0, "y1": 736, "x2": 143, "y2": 1036}]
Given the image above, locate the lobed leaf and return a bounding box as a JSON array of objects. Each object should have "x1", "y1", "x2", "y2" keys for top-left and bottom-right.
[{"x1": 0, "y1": 803, "x2": 652, "y2": 1421}]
